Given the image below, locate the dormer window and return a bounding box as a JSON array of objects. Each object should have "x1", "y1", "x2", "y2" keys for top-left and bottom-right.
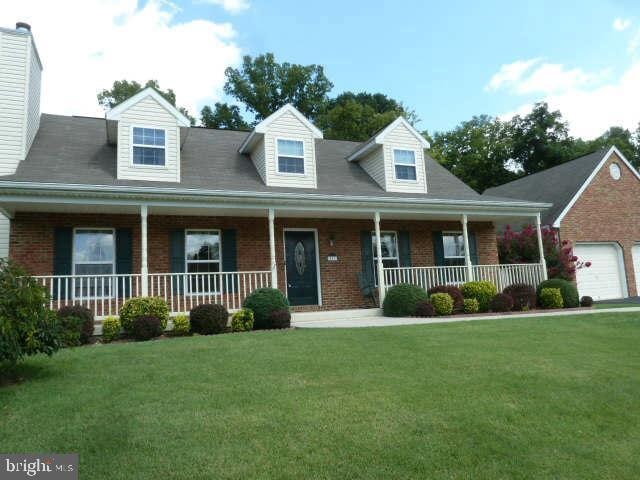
[
  {"x1": 277, "y1": 138, "x2": 305, "y2": 174},
  {"x1": 393, "y1": 149, "x2": 417, "y2": 181},
  {"x1": 132, "y1": 127, "x2": 166, "y2": 167}
]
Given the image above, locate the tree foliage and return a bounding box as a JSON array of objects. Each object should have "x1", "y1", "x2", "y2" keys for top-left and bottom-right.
[{"x1": 200, "y1": 103, "x2": 249, "y2": 130}]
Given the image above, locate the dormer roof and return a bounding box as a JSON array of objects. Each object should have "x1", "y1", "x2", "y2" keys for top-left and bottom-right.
[
  {"x1": 105, "y1": 87, "x2": 192, "y2": 126},
  {"x1": 346, "y1": 116, "x2": 429, "y2": 161}
]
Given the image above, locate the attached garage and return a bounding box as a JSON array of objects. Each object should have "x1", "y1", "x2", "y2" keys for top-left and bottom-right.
[{"x1": 574, "y1": 243, "x2": 626, "y2": 300}]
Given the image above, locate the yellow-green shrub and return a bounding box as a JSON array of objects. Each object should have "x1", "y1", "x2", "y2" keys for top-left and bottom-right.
[
  {"x1": 101, "y1": 316, "x2": 121, "y2": 343},
  {"x1": 463, "y1": 298, "x2": 479, "y2": 314},
  {"x1": 430, "y1": 293, "x2": 454, "y2": 316},
  {"x1": 119, "y1": 297, "x2": 169, "y2": 334},
  {"x1": 171, "y1": 314, "x2": 190, "y2": 336},
  {"x1": 461, "y1": 281, "x2": 498, "y2": 312},
  {"x1": 539, "y1": 288, "x2": 563, "y2": 309},
  {"x1": 231, "y1": 308, "x2": 254, "y2": 332}
]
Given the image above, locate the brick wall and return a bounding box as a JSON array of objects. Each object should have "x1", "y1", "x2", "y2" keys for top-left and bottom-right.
[
  {"x1": 10, "y1": 212, "x2": 498, "y2": 310},
  {"x1": 561, "y1": 151, "x2": 640, "y2": 296}
]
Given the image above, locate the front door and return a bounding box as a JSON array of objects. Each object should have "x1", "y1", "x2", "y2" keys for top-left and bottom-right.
[{"x1": 284, "y1": 230, "x2": 319, "y2": 306}]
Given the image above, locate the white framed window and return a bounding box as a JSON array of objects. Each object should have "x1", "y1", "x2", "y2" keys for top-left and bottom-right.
[
  {"x1": 443, "y1": 231, "x2": 465, "y2": 259},
  {"x1": 73, "y1": 228, "x2": 115, "y2": 298},
  {"x1": 132, "y1": 126, "x2": 166, "y2": 167},
  {"x1": 372, "y1": 231, "x2": 399, "y2": 285},
  {"x1": 277, "y1": 138, "x2": 305, "y2": 174},
  {"x1": 185, "y1": 230, "x2": 221, "y2": 294},
  {"x1": 393, "y1": 149, "x2": 417, "y2": 181}
]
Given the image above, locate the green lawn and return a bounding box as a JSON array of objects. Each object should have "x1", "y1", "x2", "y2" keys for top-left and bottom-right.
[
  {"x1": 2, "y1": 313, "x2": 640, "y2": 479},
  {"x1": 595, "y1": 303, "x2": 638, "y2": 309}
]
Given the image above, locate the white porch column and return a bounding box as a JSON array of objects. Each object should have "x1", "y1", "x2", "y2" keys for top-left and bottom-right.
[
  {"x1": 461, "y1": 214, "x2": 473, "y2": 281},
  {"x1": 140, "y1": 204, "x2": 149, "y2": 296},
  {"x1": 374, "y1": 211, "x2": 385, "y2": 305},
  {"x1": 268, "y1": 208, "x2": 278, "y2": 289},
  {"x1": 535, "y1": 212, "x2": 549, "y2": 281}
]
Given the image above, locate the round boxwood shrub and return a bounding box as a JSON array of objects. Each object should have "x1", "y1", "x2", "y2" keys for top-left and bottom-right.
[
  {"x1": 189, "y1": 303, "x2": 228, "y2": 335},
  {"x1": 427, "y1": 285, "x2": 464, "y2": 312},
  {"x1": 132, "y1": 315, "x2": 163, "y2": 341},
  {"x1": 58, "y1": 305, "x2": 94, "y2": 345},
  {"x1": 503, "y1": 283, "x2": 536, "y2": 311},
  {"x1": 101, "y1": 316, "x2": 121, "y2": 343},
  {"x1": 491, "y1": 293, "x2": 514, "y2": 313},
  {"x1": 171, "y1": 314, "x2": 191, "y2": 336},
  {"x1": 243, "y1": 288, "x2": 290, "y2": 330},
  {"x1": 537, "y1": 279, "x2": 579, "y2": 308},
  {"x1": 461, "y1": 281, "x2": 498, "y2": 312},
  {"x1": 382, "y1": 283, "x2": 429, "y2": 317},
  {"x1": 120, "y1": 297, "x2": 169, "y2": 334},
  {"x1": 269, "y1": 309, "x2": 291, "y2": 329},
  {"x1": 463, "y1": 298, "x2": 479, "y2": 314},
  {"x1": 430, "y1": 293, "x2": 454, "y2": 316},
  {"x1": 415, "y1": 300, "x2": 435, "y2": 317},
  {"x1": 231, "y1": 308, "x2": 254, "y2": 332},
  {"x1": 580, "y1": 296, "x2": 594, "y2": 308},
  {"x1": 539, "y1": 288, "x2": 563, "y2": 309}
]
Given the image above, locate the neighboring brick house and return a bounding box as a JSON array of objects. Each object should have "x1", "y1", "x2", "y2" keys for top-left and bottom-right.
[
  {"x1": 0, "y1": 22, "x2": 549, "y2": 318},
  {"x1": 485, "y1": 146, "x2": 640, "y2": 301}
]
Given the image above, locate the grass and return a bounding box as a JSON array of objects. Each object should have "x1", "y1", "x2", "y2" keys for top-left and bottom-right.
[
  {"x1": 2, "y1": 313, "x2": 640, "y2": 479},
  {"x1": 594, "y1": 303, "x2": 638, "y2": 309}
]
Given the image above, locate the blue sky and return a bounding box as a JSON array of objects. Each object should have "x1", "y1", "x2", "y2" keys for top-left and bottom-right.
[{"x1": 4, "y1": 0, "x2": 640, "y2": 139}]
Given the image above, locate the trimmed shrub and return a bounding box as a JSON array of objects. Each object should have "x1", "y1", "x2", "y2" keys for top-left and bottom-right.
[
  {"x1": 427, "y1": 285, "x2": 464, "y2": 312},
  {"x1": 463, "y1": 298, "x2": 479, "y2": 314},
  {"x1": 171, "y1": 314, "x2": 191, "y2": 336},
  {"x1": 120, "y1": 297, "x2": 169, "y2": 334},
  {"x1": 580, "y1": 296, "x2": 594, "y2": 308},
  {"x1": 491, "y1": 293, "x2": 514, "y2": 313},
  {"x1": 461, "y1": 281, "x2": 498, "y2": 312},
  {"x1": 430, "y1": 293, "x2": 454, "y2": 316},
  {"x1": 415, "y1": 300, "x2": 435, "y2": 317},
  {"x1": 503, "y1": 283, "x2": 537, "y2": 311},
  {"x1": 190, "y1": 303, "x2": 228, "y2": 335},
  {"x1": 539, "y1": 288, "x2": 563, "y2": 309},
  {"x1": 101, "y1": 316, "x2": 121, "y2": 343},
  {"x1": 269, "y1": 309, "x2": 291, "y2": 329},
  {"x1": 382, "y1": 283, "x2": 429, "y2": 317},
  {"x1": 132, "y1": 315, "x2": 163, "y2": 341},
  {"x1": 231, "y1": 308, "x2": 254, "y2": 332},
  {"x1": 58, "y1": 305, "x2": 94, "y2": 345},
  {"x1": 243, "y1": 288, "x2": 290, "y2": 330},
  {"x1": 537, "y1": 279, "x2": 579, "y2": 308}
]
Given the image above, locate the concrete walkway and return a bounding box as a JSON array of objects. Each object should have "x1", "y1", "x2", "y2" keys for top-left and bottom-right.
[{"x1": 292, "y1": 306, "x2": 640, "y2": 328}]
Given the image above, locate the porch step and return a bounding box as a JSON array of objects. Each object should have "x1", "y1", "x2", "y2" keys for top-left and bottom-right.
[{"x1": 292, "y1": 308, "x2": 383, "y2": 324}]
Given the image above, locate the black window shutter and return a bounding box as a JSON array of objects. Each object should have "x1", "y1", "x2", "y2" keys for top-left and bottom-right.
[
  {"x1": 170, "y1": 229, "x2": 185, "y2": 294},
  {"x1": 115, "y1": 228, "x2": 133, "y2": 298},
  {"x1": 469, "y1": 231, "x2": 479, "y2": 265},
  {"x1": 359, "y1": 231, "x2": 375, "y2": 295},
  {"x1": 53, "y1": 227, "x2": 73, "y2": 299},
  {"x1": 432, "y1": 231, "x2": 445, "y2": 266},
  {"x1": 398, "y1": 231, "x2": 411, "y2": 267},
  {"x1": 221, "y1": 229, "x2": 238, "y2": 293}
]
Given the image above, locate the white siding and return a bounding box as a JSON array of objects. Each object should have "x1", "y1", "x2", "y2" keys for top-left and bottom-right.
[
  {"x1": 382, "y1": 122, "x2": 427, "y2": 193},
  {"x1": 24, "y1": 43, "x2": 41, "y2": 153},
  {"x1": 251, "y1": 136, "x2": 267, "y2": 183},
  {"x1": 262, "y1": 110, "x2": 317, "y2": 188},
  {"x1": 0, "y1": 214, "x2": 9, "y2": 258},
  {"x1": 359, "y1": 146, "x2": 386, "y2": 189},
  {"x1": 117, "y1": 96, "x2": 181, "y2": 182}
]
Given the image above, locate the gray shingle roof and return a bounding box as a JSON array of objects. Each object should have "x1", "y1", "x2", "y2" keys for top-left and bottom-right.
[
  {"x1": 0, "y1": 114, "x2": 501, "y2": 203},
  {"x1": 483, "y1": 147, "x2": 609, "y2": 224}
]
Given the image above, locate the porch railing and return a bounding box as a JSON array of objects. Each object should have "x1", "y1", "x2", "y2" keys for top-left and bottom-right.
[
  {"x1": 383, "y1": 263, "x2": 545, "y2": 293},
  {"x1": 34, "y1": 271, "x2": 271, "y2": 319}
]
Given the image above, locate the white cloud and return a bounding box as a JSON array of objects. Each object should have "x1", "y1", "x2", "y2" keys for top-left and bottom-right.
[
  {"x1": 0, "y1": 0, "x2": 242, "y2": 119},
  {"x1": 197, "y1": 0, "x2": 250, "y2": 14},
  {"x1": 485, "y1": 58, "x2": 541, "y2": 91},
  {"x1": 613, "y1": 17, "x2": 631, "y2": 32}
]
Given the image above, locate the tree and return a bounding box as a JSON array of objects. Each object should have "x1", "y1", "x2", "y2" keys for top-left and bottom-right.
[
  {"x1": 588, "y1": 126, "x2": 638, "y2": 167},
  {"x1": 223, "y1": 53, "x2": 333, "y2": 122},
  {"x1": 316, "y1": 92, "x2": 419, "y2": 141},
  {"x1": 200, "y1": 103, "x2": 249, "y2": 130},
  {"x1": 97, "y1": 79, "x2": 195, "y2": 125},
  {"x1": 510, "y1": 102, "x2": 575, "y2": 175},
  {"x1": 428, "y1": 115, "x2": 517, "y2": 192}
]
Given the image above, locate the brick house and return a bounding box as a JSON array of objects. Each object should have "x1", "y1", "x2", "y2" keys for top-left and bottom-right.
[
  {"x1": 486, "y1": 146, "x2": 640, "y2": 301},
  {"x1": 0, "y1": 23, "x2": 549, "y2": 318}
]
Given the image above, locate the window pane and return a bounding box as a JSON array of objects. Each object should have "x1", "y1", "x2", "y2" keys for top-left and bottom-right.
[
  {"x1": 394, "y1": 149, "x2": 415, "y2": 165},
  {"x1": 443, "y1": 233, "x2": 465, "y2": 258},
  {"x1": 395, "y1": 164, "x2": 417, "y2": 180},
  {"x1": 74, "y1": 230, "x2": 114, "y2": 262},
  {"x1": 186, "y1": 231, "x2": 220, "y2": 261},
  {"x1": 133, "y1": 146, "x2": 165, "y2": 166},
  {"x1": 277, "y1": 139, "x2": 304, "y2": 157},
  {"x1": 278, "y1": 156, "x2": 305, "y2": 174},
  {"x1": 372, "y1": 232, "x2": 398, "y2": 259},
  {"x1": 133, "y1": 127, "x2": 165, "y2": 147}
]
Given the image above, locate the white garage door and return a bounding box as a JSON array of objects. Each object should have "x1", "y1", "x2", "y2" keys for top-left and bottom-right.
[
  {"x1": 632, "y1": 245, "x2": 640, "y2": 296},
  {"x1": 574, "y1": 243, "x2": 626, "y2": 300}
]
